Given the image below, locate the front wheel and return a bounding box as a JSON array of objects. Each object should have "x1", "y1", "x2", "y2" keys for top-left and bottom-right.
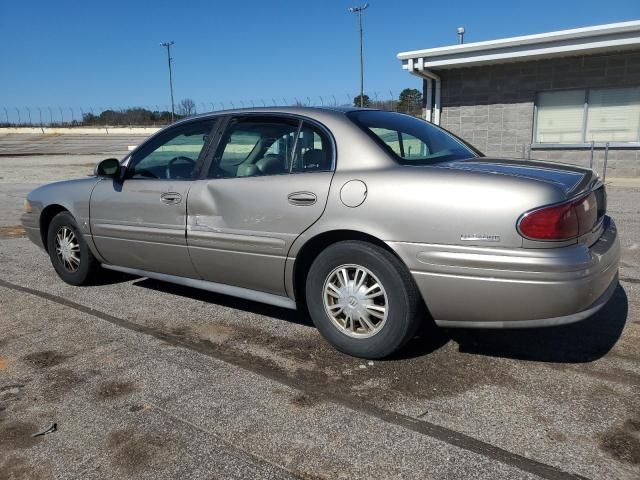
[
  {"x1": 305, "y1": 241, "x2": 421, "y2": 359},
  {"x1": 47, "y1": 211, "x2": 99, "y2": 286}
]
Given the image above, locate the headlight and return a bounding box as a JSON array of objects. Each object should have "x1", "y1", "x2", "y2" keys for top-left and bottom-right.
[{"x1": 23, "y1": 199, "x2": 33, "y2": 213}]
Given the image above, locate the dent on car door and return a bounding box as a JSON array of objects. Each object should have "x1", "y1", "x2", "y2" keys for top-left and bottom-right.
[
  {"x1": 90, "y1": 119, "x2": 216, "y2": 277},
  {"x1": 186, "y1": 116, "x2": 334, "y2": 295}
]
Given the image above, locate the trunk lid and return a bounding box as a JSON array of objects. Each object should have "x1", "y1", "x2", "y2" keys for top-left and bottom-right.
[
  {"x1": 434, "y1": 157, "x2": 607, "y2": 246},
  {"x1": 434, "y1": 157, "x2": 599, "y2": 197}
]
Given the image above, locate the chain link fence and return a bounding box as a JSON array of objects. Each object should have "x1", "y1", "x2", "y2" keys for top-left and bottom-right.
[{"x1": 0, "y1": 90, "x2": 424, "y2": 127}]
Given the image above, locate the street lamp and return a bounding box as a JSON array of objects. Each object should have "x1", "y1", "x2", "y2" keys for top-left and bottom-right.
[
  {"x1": 348, "y1": 3, "x2": 369, "y2": 107},
  {"x1": 160, "y1": 41, "x2": 176, "y2": 122}
]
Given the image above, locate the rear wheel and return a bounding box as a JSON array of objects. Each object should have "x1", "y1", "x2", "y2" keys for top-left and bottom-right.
[
  {"x1": 47, "y1": 211, "x2": 99, "y2": 286},
  {"x1": 305, "y1": 241, "x2": 421, "y2": 359}
]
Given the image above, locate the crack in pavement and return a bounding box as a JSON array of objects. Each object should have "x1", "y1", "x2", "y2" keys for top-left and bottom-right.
[{"x1": 0, "y1": 278, "x2": 590, "y2": 480}]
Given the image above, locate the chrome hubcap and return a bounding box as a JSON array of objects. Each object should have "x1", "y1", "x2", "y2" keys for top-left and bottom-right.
[
  {"x1": 55, "y1": 226, "x2": 80, "y2": 272},
  {"x1": 323, "y1": 264, "x2": 388, "y2": 338}
]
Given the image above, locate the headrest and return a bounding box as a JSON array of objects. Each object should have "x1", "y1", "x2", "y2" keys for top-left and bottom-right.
[{"x1": 255, "y1": 156, "x2": 284, "y2": 174}]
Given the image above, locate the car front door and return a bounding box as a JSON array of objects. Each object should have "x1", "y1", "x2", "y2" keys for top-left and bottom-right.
[
  {"x1": 90, "y1": 119, "x2": 217, "y2": 277},
  {"x1": 186, "y1": 115, "x2": 334, "y2": 295}
]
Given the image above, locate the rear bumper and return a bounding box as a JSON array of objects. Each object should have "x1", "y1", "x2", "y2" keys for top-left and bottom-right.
[
  {"x1": 434, "y1": 273, "x2": 617, "y2": 328},
  {"x1": 389, "y1": 216, "x2": 620, "y2": 328}
]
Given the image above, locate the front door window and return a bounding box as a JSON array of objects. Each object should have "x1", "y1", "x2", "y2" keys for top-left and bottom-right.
[{"x1": 128, "y1": 121, "x2": 215, "y2": 180}]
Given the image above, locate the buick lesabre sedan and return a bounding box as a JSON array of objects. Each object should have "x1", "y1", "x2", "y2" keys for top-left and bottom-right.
[{"x1": 21, "y1": 107, "x2": 620, "y2": 358}]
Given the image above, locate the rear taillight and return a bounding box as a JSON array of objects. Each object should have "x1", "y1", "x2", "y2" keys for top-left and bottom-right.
[{"x1": 518, "y1": 192, "x2": 598, "y2": 241}]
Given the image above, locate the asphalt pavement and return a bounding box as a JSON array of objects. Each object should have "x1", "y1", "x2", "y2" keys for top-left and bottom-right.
[{"x1": 0, "y1": 134, "x2": 639, "y2": 479}]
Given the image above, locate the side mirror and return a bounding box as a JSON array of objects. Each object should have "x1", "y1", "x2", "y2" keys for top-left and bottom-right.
[{"x1": 95, "y1": 158, "x2": 121, "y2": 178}]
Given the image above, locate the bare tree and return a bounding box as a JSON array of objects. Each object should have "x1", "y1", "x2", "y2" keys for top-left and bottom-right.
[{"x1": 177, "y1": 98, "x2": 196, "y2": 117}]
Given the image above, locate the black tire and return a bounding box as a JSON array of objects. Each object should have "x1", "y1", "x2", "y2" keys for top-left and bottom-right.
[
  {"x1": 47, "y1": 211, "x2": 99, "y2": 286},
  {"x1": 305, "y1": 240, "x2": 421, "y2": 359}
]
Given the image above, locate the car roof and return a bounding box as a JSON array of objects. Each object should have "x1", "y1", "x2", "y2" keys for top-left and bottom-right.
[{"x1": 180, "y1": 106, "x2": 374, "y2": 124}]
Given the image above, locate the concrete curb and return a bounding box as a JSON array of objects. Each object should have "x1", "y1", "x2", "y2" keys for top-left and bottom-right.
[
  {"x1": 606, "y1": 177, "x2": 640, "y2": 187},
  {"x1": 0, "y1": 127, "x2": 161, "y2": 135}
]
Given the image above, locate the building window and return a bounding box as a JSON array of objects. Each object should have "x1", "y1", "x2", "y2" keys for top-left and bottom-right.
[
  {"x1": 535, "y1": 86, "x2": 640, "y2": 144},
  {"x1": 587, "y1": 88, "x2": 640, "y2": 142}
]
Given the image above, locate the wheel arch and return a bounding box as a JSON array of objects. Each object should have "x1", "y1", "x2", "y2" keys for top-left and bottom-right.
[
  {"x1": 291, "y1": 229, "x2": 411, "y2": 307},
  {"x1": 39, "y1": 204, "x2": 70, "y2": 252}
]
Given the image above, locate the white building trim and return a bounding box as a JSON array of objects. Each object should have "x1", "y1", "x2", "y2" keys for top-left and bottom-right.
[
  {"x1": 398, "y1": 20, "x2": 640, "y2": 69},
  {"x1": 398, "y1": 20, "x2": 640, "y2": 124}
]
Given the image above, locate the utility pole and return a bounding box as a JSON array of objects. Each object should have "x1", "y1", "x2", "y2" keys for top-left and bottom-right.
[
  {"x1": 160, "y1": 41, "x2": 175, "y2": 122},
  {"x1": 349, "y1": 3, "x2": 369, "y2": 107}
]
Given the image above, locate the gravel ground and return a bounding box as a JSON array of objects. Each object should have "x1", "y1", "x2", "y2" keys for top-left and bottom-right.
[{"x1": 1, "y1": 134, "x2": 639, "y2": 479}]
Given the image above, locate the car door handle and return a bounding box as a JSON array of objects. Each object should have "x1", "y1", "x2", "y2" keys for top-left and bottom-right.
[
  {"x1": 160, "y1": 192, "x2": 182, "y2": 205},
  {"x1": 288, "y1": 191, "x2": 317, "y2": 206}
]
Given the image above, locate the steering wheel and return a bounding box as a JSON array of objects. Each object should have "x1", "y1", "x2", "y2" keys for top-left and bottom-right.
[{"x1": 166, "y1": 156, "x2": 196, "y2": 179}]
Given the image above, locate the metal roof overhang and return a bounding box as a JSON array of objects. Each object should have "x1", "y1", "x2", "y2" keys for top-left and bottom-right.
[{"x1": 398, "y1": 20, "x2": 640, "y2": 70}]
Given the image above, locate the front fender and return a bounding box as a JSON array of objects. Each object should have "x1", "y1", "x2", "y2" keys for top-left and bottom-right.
[{"x1": 22, "y1": 177, "x2": 102, "y2": 258}]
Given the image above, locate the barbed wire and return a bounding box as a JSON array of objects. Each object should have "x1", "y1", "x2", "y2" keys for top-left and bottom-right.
[{"x1": 0, "y1": 91, "x2": 424, "y2": 127}]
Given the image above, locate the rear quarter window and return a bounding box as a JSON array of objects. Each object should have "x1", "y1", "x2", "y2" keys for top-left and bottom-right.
[{"x1": 347, "y1": 110, "x2": 479, "y2": 165}]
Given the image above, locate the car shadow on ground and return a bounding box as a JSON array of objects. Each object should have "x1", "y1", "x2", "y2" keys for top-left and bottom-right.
[
  {"x1": 132, "y1": 278, "x2": 314, "y2": 326},
  {"x1": 92, "y1": 269, "x2": 138, "y2": 286},
  {"x1": 444, "y1": 284, "x2": 629, "y2": 363},
  {"x1": 131, "y1": 276, "x2": 628, "y2": 364}
]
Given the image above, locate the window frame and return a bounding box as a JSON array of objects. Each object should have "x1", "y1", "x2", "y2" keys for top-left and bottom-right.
[
  {"x1": 533, "y1": 85, "x2": 640, "y2": 149},
  {"x1": 201, "y1": 113, "x2": 336, "y2": 180},
  {"x1": 124, "y1": 118, "x2": 219, "y2": 181}
]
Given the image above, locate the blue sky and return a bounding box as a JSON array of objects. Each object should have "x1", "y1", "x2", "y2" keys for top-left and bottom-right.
[{"x1": 1, "y1": 0, "x2": 638, "y2": 113}]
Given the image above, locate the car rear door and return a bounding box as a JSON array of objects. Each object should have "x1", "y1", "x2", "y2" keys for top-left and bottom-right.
[
  {"x1": 186, "y1": 114, "x2": 334, "y2": 295},
  {"x1": 90, "y1": 119, "x2": 217, "y2": 277}
]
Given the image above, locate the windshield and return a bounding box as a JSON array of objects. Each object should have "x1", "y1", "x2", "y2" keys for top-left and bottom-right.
[{"x1": 347, "y1": 110, "x2": 480, "y2": 165}]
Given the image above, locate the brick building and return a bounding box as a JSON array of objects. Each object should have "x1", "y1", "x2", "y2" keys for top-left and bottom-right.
[{"x1": 397, "y1": 21, "x2": 640, "y2": 177}]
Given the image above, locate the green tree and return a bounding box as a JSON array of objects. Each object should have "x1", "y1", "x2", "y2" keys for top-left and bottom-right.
[
  {"x1": 353, "y1": 94, "x2": 371, "y2": 108},
  {"x1": 397, "y1": 88, "x2": 423, "y2": 116}
]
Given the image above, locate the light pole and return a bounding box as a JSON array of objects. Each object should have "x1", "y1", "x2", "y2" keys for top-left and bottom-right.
[
  {"x1": 349, "y1": 3, "x2": 369, "y2": 107},
  {"x1": 160, "y1": 41, "x2": 175, "y2": 122},
  {"x1": 457, "y1": 27, "x2": 465, "y2": 44}
]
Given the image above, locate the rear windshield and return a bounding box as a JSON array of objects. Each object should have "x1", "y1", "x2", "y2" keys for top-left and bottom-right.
[{"x1": 347, "y1": 110, "x2": 479, "y2": 165}]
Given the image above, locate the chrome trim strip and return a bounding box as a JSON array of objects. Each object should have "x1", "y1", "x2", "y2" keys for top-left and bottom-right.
[
  {"x1": 94, "y1": 223, "x2": 185, "y2": 237},
  {"x1": 187, "y1": 228, "x2": 286, "y2": 249},
  {"x1": 92, "y1": 235, "x2": 188, "y2": 248},
  {"x1": 101, "y1": 264, "x2": 297, "y2": 310},
  {"x1": 186, "y1": 244, "x2": 286, "y2": 259},
  {"x1": 434, "y1": 273, "x2": 617, "y2": 329}
]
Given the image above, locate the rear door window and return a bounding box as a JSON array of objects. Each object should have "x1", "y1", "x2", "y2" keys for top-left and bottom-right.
[{"x1": 208, "y1": 117, "x2": 299, "y2": 178}]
